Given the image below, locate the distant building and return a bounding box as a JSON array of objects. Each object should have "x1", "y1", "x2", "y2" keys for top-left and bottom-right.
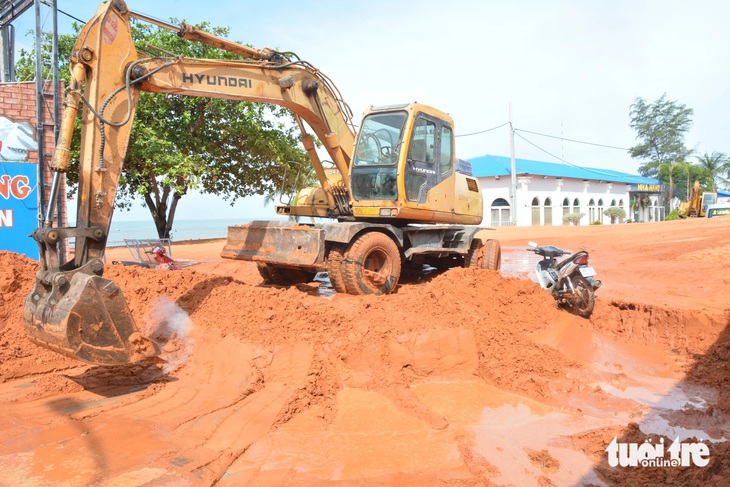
[{"x1": 469, "y1": 155, "x2": 662, "y2": 226}]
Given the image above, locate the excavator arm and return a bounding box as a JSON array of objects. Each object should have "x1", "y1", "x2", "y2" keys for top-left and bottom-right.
[{"x1": 24, "y1": 0, "x2": 356, "y2": 365}]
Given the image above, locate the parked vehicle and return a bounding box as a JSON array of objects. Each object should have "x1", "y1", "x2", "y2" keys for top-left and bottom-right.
[
  {"x1": 528, "y1": 241, "x2": 601, "y2": 317},
  {"x1": 705, "y1": 203, "x2": 730, "y2": 218}
]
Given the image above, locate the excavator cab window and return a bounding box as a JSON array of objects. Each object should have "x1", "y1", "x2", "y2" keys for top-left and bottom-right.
[
  {"x1": 405, "y1": 113, "x2": 453, "y2": 203},
  {"x1": 351, "y1": 111, "x2": 407, "y2": 201}
]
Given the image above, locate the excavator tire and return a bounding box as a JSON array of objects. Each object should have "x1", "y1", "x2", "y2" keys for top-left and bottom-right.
[
  {"x1": 464, "y1": 239, "x2": 484, "y2": 268},
  {"x1": 342, "y1": 232, "x2": 401, "y2": 295},
  {"x1": 326, "y1": 243, "x2": 348, "y2": 294},
  {"x1": 483, "y1": 239, "x2": 502, "y2": 271},
  {"x1": 257, "y1": 263, "x2": 316, "y2": 286},
  {"x1": 464, "y1": 239, "x2": 502, "y2": 271}
]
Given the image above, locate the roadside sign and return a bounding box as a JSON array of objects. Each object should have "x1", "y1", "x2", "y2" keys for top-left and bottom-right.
[{"x1": 0, "y1": 162, "x2": 38, "y2": 258}]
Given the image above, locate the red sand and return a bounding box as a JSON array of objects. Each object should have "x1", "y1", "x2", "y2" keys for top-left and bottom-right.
[{"x1": 1, "y1": 217, "x2": 728, "y2": 485}]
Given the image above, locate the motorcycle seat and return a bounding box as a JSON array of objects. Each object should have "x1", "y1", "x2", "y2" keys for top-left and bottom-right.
[{"x1": 535, "y1": 245, "x2": 567, "y2": 258}]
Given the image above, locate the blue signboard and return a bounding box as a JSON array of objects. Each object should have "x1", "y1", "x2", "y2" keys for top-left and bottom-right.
[{"x1": 0, "y1": 162, "x2": 38, "y2": 258}]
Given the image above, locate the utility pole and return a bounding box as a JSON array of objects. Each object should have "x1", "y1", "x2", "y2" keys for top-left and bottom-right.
[
  {"x1": 509, "y1": 102, "x2": 517, "y2": 225},
  {"x1": 0, "y1": 24, "x2": 14, "y2": 82}
]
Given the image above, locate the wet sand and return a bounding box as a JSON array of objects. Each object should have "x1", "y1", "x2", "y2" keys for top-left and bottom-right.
[{"x1": 1, "y1": 217, "x2": 728, "y2": 485}]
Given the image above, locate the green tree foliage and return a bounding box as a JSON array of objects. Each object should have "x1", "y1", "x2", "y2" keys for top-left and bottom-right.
[
  {"x1": 603, "y1": 206, "x2": 626, "y2": 224},
  {"x1": 628, "y1": 94, "x2": 694, "y2": 203},
  {"x1": 562, "y1": 212, "x2": 584, "y2": 226},
  {"x1": 16, "y1": 20, "x2": 311, "y2": 238},
  {"x1": 695, "y1": 151, "x2": 729, "y2": 193},
  {"x1": 656, "y1": 161, "x2": 710, "y2": 201}
]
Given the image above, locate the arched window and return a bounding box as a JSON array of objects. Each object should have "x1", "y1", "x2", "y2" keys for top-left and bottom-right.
[
  {"x1": 531, "y1": 197, "x2": 540, "y2": 226},
  {"x1": 611, "y1": 199, "x2": 617, "y2": 207},
  {"x1": 490, "y1": 198, "x2": 511, "y2": 226},
  {"x1": 588, "y1": 199, "x2": 597, "y2": 223},
  {"x1": 618, "y1": 199, "x2": 625, "y2": 223},
  {"x1": 562, "y1": 198, "x2": 571, "y2": 224},
  {"x1": 532, "y1": 197, "x2": 540, "y2": 206},
  {"x1": 572, "y1": 198, "x2": 580, "y2": 215},
  {"x1": 544, "y1": 198, "x2": 553, "y2": 226}
]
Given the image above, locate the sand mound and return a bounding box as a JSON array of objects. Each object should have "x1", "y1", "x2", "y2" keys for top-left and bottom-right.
[{"x1": 1, "y1": 224, "x2": 729, "y2": 486}]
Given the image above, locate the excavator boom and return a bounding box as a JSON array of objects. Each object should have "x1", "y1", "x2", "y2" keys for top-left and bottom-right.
[
  {"x1": 24, "y1": 1, "x2": 490, "y2": 365},
  {"x1": 24, "y1": 0, "x2": 356, "y2": 365}
]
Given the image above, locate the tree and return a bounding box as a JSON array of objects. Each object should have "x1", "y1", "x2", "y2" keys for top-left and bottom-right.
[
  {"x1": 603, "y1": 206, "x2": 626, "y2": 224},
  {"x1": 695, "y1": 151, "x2": 729, "y2": 193},
  {"x1": 562, "y1": 212, "x2": 584, "y2": 226},
  {"x1": 17, "y1": 20, "x2": 311, "y2": 239},
  {"x1": 628, "y1": 94, "x2": 694, "y2": 204}
]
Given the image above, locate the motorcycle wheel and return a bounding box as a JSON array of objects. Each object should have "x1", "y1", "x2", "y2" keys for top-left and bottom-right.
[{"x1": 570, "y1": 275, "x2": 595, "y2": 317}]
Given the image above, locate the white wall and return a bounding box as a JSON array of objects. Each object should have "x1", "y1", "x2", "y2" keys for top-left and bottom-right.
[{"x1": 478, "y1": 176, "x2": 633, "y2": 227}]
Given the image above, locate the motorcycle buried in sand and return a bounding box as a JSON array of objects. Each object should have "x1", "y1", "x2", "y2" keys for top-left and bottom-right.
[{"x1": 528, "y1": 241, "x2": 602, "y2": 317}]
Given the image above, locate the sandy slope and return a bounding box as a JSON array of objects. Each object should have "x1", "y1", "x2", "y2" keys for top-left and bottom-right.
[{"x1": 0, "y1": 217, "x2": 728, "y2": 486}]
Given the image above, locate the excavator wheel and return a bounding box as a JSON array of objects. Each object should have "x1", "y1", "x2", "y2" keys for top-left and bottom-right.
[
  {"x1": 257, "y1": 263, "x2": 316, "y2": 286},
  {"x1": 342, "y1": 232, "x2": 401, "y2": 295},
  {"x1": 326, "y1": 243, "x2": 348, "y2": 293},
  {"x1": 464, "y1": 239, "x2": 484, "y2": 268},
  {"x1": 464, "y1": 239, "x2": 502, "y2": 271},
  {"x1": 483, "y1": 239, "x2": 502, "y2": 271}
]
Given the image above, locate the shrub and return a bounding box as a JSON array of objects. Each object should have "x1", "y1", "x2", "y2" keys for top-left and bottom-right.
[
  {"x1": 603, "y1": 206, "x2": 626, "y2": 224},
  {"x1": 562, "y1": 212, "x2": 585, "y2": 226},
  {"x1": 666, "y1": 209, "x2": 682, "y2": 221},
  {"x1": 591, "y1": 220, "x2": 603, "y2": 225}
]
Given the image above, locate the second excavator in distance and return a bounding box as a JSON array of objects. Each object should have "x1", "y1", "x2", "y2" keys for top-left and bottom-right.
[{"x1": 24, "y1": 0, "x2": 501, "y2": 366}]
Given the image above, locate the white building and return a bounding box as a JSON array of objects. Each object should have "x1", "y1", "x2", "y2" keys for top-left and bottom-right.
[{"x1": 469, "y1": 155, "x2": 663, "y2": 226}]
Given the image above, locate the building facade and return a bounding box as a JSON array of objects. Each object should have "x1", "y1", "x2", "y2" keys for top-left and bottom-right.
[{"x1": 469, "y1": 155, "x2": 663, "y2": 227}]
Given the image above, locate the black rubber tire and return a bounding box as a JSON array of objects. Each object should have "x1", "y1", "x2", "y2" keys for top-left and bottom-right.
[
  {"x1": 326, "y1": 243, "x2": 348, "y2": 293},
  {"x1": 570, "y1": 275, "x2": 595, "y2": 317},
  {"x1": 464, "y1": 239, "x2": 501, "y2": 271},
  {"x1": 464, "y1": 239, "x2": 483, "y2": 268},
  {"x1": 256, "y1": 262, "x2": 273, "y2": 282},
  {"x1": 257, "y1": 263, "x2": 316, "y2": 286},
  {"x1": 483, "y1": 239, "x2": 501, "y2": 271},
  {"x1": 342, "y1": 232, "x2": 401, "y2": 295}
]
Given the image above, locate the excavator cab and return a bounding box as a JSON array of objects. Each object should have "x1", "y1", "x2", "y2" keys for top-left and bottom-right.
[{"x1": 348, "y1": 103, "x2": 482, "y2": 225}]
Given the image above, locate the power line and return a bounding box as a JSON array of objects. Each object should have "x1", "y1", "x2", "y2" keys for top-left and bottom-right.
[
  {"x1": 514, "y1": 128, "x2": 630, "y2": 151},
  {"x1": 456, "y1": 122, "x2": 509, "y2": 138},
  {"x1": 513, "y1": 131, "x2": 628, "y2": 180},
  {"x1": 57, "y1": 7, "x2": 84, "y2": 24}
]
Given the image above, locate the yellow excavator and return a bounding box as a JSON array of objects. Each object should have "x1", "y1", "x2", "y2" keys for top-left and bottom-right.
[
  {"x1": 24, "y1": 0, "x2": 500, "y2": 366},
  {"x1": 678, "y1": 181, "x2": 717, "y2": 217}
]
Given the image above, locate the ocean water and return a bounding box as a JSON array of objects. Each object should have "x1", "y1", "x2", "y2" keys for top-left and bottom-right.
[{"x1": 107, "y1": 217, "x2": 277, "y2": 246}]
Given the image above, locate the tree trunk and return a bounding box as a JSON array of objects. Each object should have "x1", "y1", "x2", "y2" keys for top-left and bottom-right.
[
  {"x1": 142, "y1": 179, "x2": 187, "y2": 239},
  {"x1": 144, "y1": 192, "x2": 169, "y2": 238}
]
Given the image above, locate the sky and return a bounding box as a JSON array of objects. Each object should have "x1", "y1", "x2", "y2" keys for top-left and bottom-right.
[{"x1": 7, "y1": 0, "x2": 730, "y2": 221}]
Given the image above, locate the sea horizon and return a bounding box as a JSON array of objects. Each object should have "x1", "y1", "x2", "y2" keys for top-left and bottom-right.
[{"x1": 107, "y1": 216, "x2": 289, "y2": 246}]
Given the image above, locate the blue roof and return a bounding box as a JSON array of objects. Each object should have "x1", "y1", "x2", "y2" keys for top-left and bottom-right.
[{"x1": 469, "y1": 154, "x2": 660, "y2": 185}]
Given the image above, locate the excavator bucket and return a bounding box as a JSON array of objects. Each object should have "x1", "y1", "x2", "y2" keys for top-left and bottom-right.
[
  {"x1": 222, "y1": 220, "x2": 325, "y2": 267},
  {"x1": 23, "y1": 272, "x2": 160, "y2": 366}
]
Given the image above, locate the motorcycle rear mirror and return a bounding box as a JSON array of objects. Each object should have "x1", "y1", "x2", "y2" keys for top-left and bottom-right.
[{"x1": 527, "y1": 241, "x2": 538, "y2": 248}]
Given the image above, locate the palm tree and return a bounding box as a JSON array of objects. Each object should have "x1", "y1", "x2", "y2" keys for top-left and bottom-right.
[{"x1": 696, "y1": 152, "x2": 730, "y2": 192}]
